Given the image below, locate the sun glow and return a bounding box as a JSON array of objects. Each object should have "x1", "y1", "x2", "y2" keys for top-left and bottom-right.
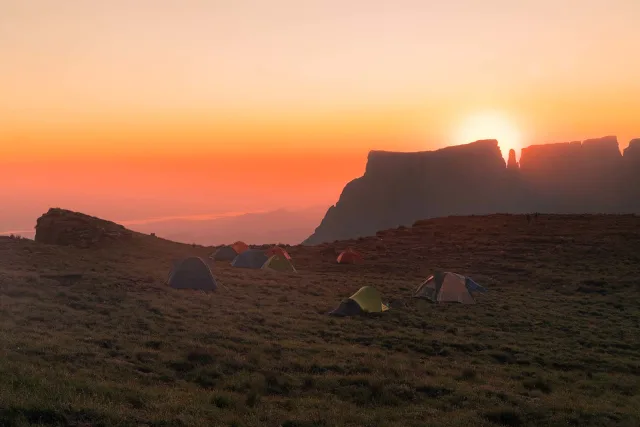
[{"x1": 453, "y1": 111, "x2": 523, "y2": 161}]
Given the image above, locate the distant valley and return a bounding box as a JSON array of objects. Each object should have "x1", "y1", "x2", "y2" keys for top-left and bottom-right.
[{"x1": 122, "y1": 206, "x2": 327, "y2": 246}]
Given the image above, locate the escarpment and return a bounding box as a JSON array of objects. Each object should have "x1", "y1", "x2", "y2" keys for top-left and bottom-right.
[{"x1": 305, "y1": 136, "x2": 640, "y2": 244}]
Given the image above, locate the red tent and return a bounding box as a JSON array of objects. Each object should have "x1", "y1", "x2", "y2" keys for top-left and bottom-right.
[
  {"x1": 337, "y1": 248, "x2": 364, "y2": 264},
  {"x1": 231, "y1": 241, "x2": 249, "y2": 254}
]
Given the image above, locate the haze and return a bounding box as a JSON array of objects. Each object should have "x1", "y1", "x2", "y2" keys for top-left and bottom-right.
[{"x1": 2, "y1": 0, "x2": 639, "y2": 242}]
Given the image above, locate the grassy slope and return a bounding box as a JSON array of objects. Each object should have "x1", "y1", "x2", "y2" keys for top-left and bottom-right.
[{"x1": 1, "y1": 214, "x2": 639, "y2": 427}]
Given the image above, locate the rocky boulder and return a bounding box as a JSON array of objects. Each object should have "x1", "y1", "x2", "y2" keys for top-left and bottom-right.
[{"x1": 35, "y1": 208, "x2": 134, "y2": 248}]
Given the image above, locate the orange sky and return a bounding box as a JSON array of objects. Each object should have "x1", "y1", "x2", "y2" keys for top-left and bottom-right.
[{"x1": 2, "y1": 0, "x2": 640, "y2": 233}]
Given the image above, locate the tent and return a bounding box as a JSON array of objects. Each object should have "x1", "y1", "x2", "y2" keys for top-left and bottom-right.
[
  {"x1": 231, "y1": 249, "x2": 269, "y2": 269},
  {"x1": 266, "y1": 246, "x2": 291, "y2": 260},
  {"x1": 329, "y1": 286, "x2": 389, "y2": 316},
  {"x1": 414, "y1": 272, "x2": 487, "y2": 304},
  {"x1": 211, "y1": 245, "x2": 238, "y2": 261},
  {"x1": 232, "y1": 241, "x2": 249, "y2": 254},
  {"x1": 263, "y1": 254, "x2": 296, "y2": 272},
  {"x1": 167, "y1": 257, "x2": 217, "y2": 291},
  {"x1": 337, "y1": 248, "x2": 364, "y2": 264}
]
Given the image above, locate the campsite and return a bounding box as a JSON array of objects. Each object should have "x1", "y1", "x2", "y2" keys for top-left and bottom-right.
[
  {"x1": 4, "y1": 3, "x2": 640, "y2": 425},
  {"x1": 1, "y1": 213, "x2": 639, "y2": 426}
]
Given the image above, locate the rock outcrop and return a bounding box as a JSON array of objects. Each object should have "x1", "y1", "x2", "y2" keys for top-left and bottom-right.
[
  {"x1": 35, "y1": 208, "x2": 134, "y2": 248},
  {"x1": 507, "y1": 149, "x2": 518, "y2": 170},
  {"x1": 305, "y1": 136, "x2": 640, "y2": 244}
]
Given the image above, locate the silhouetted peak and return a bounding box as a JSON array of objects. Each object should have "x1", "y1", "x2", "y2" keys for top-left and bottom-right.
[
  {"x1": 520, "y1": 137, "x2": 621, "y2": 172},
  {"x1": 367, "y1": 139, "x2": 499, "y2": 160},
  {"x1": 305, "y1": 135, "x2": 640, "y2": 244},
  {"x1": 440, "y1": 139, "x2": 500, "y2": 154},
  {"x1": 507, "y1": 149, "x2": 519, "y2": 170},
  {"x1": 582, "y1": 136, "x2": 621, "y2": 163},
  {"x1": 623, "y1": 139, "x2": 640, "y2": 171},
  {"x1": 365, "y1": 139, "x2": 504, "y2": 176},
  {"x1": 624, "y1": 138, "x2": 640, "y2": 160},
  {"x1": 471, "y1": 138, "x2": 499, "y2": 145},
  {"x1": 583, "y1": 135, "x2": 619, "y2": 147}
]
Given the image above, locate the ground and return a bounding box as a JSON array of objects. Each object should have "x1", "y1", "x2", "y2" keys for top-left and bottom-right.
[{"x1": 1, "y1": 214, "x2": 639, "y2": 427}]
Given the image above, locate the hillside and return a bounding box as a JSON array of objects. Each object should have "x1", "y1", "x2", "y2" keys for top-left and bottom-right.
[
  {"x1": 1, "y1": 212, "x2": 640, "y2": 426},
  {"x1": 305, "y1": 136, "x2": 640, "y2": 244}
]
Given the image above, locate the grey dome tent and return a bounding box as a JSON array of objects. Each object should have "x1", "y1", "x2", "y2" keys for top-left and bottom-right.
[
  {"x1": 211, "y1": 245, "x2": 239, "y2": 261},
  {"x1": 231, "y1": 249, "x2": 268, "y2": 269},
  {"x1": 414, "y1": 271, "x2": 486, "y2": 304},
  {"x1": 167, "y1": 257, "x2": 217, "y2": 291}
]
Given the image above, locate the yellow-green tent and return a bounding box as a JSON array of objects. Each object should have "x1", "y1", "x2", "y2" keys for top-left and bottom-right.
[
  {"x1": 329, "y1": 286, "x2": 389, "y2": 316},
  {"x1": 262, "y1": 255, "x2": 296, "y2": 272}
]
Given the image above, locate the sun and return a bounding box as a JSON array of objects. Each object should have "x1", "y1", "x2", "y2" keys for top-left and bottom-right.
[{"x1": 453, "y1": 111, "x2": 523, "y2": 161}]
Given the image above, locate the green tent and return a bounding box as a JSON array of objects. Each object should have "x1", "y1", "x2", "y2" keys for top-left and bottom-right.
[
  {"x1": 329, "y1": 286, "x2": 389, "y2": 316},
  {"x1": 262, "y1": 255, "x2": 296, "y2": 272}
]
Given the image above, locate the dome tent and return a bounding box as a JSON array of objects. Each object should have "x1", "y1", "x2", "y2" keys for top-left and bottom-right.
[
  {"x1": 231, "y1": 249, "x2": 269, "y2": 269},
  {"x1": 211, "y1": 245, "x2": 239, "y2": 261},
  {"x1": 414, "y1": 271, "x2": 486, "y2": 304},
  {"x1": 263, "y1": 254, "x2": 296, "y2": 272},
  {"x1": 266, "y1": 246, "x2": 292, "y2": 260},
  {"x1": 329, "y1": 286, "x2": 388, "y2": 316},
  {"x1": 337, "y1": 248, "x2": 364, "y2": 264},
  {"x1": 231, "y1": 241, "x2": 249, "y2": 254},
  {"x1": 167, "y1": 257, "x2": 217, "y2": 291}
]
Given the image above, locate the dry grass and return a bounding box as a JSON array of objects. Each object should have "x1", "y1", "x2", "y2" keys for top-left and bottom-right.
[{"x1": 1, "y1": 214, "x2": 639, "y2": 426}]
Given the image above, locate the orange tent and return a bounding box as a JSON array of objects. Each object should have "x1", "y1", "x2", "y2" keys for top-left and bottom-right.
[
  {"x1": 337, "y1": 248, "x2": 364, "y2": 264},
  {"x1": 266, "y1": 246, "x2": 291, "y2": 260},
  {"x1": 231, "y1": 241, "x2": 249, "y2": 254}
]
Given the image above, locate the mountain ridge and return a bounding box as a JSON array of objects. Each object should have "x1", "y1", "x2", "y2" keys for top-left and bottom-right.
[{"x1": 305, "y1": 136, "x2": 640, "y2": 244}]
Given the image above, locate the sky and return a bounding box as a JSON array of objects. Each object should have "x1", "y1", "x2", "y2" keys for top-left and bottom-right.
[{"x1": 1, "y1": 0, "x2": 639, "y2": 236}]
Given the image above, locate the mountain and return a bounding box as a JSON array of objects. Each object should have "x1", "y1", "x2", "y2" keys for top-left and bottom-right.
[{"x1": 305, "y1": 137, "x2": 640, "y2": 244}]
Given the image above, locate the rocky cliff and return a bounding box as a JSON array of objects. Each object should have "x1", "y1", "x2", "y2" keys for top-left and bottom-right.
[
  {"x1": 305, "y1": 136, "x2": 640, "y2": 244},
  {"x1": 625, "y1": 138, "x2": 640, "y2": 158},
  {"x1": 35, "y1": 208, "x2": 134, "y2": 248},
  {"x1": 518, "y1": 136, "x2": 625, "y2": 213}
]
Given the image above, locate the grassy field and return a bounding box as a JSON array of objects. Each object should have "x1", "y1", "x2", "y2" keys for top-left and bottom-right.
[{"x1": 1, "y1": 214, "x2": 639, "y2": 426}]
